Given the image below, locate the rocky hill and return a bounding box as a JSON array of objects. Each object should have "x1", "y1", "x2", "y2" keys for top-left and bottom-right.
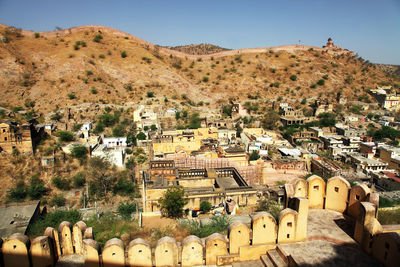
[
  {"x1": 0, "y1": 23, "x2": 399, "y2": 115},
  {"x1": 163, "y1": 43, "x2": 230, "y2": 55}
]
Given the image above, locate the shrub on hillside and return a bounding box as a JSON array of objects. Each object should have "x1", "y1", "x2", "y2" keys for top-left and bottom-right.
[
  {"x1": 57, "y1": 131, "x2": 74, "y2": 142},
  {"x1": 117, "y1": 202, "x2": 137, "y2": 220}
]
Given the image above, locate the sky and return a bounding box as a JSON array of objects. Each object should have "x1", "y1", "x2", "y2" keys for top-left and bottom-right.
[{"x1": 0, "y1": 0, "x2": 399, "y2": 64}]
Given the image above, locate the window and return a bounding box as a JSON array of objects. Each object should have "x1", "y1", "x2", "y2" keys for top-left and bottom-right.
[
  {"x1": 356, "y1": 195, "x2": 360, "y2": 200},
  {"x1": 287, "y1": 234, "x2": 290, "y2": 238},
  {"x1": 313, "y1": 185, "x2": 319, "y2": 190},
  {"x1": 334, "y1": 187, "x2": 339, "y2": 193},
  {"x1": 287, "y1": 222, "x2": 292, "y2": 227},
  {"x1": 4, "y1": 137, "x2": 7, "y2": 141}
]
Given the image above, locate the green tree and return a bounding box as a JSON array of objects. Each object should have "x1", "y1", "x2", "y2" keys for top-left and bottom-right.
[
  {"x1": 136, "y1": 132, "x2": 146, "y2": 140},
  {"x1": 49, "y1": 194, "x2": 66, "y2": 207},
  {"x1": 200, "y1": 201, "x2": 212, "y2": 213},
  {"x1": 112, "y1": 124, "x2": 126, "y2": 137},
  {"x1": 57, "y1": 131, "x2": 74, "y2": 142},
  {"x1": 52, "y1": 176, "x2": 71, "y2": 190},
  {"x1": 88, "y1": 157, "x2": 115, "y2": 198},
  {"x1": 262, "y1": 110, "x2": 280, "y2": 129},
  {"x1": 159, "y1": 186, "x2": 187, "y2": 218},
  {"x1": 150, "y1": 124, "x2": 157, "y2": 131},
  {"x1": 93, "y1": 122, "x2": 104, "y2": 134},
  {"x1": 7, "y1": 180, "x2": 27, "y2": 202},
  {"x1": 290, "y1": 75, "x2": 297, "y2": 81},
  {"x1": 249, "y1": 150, "x2": 260, "y2": 161},
  {"x1": 318, "y1": 112, "x2": 336, "y2": 127},
  {"x1": 117, "y1": 202, "x2": 137, "y2": 220},
  {"x1": 27, "y1": 175, "x2": 47, "y2": 200},
  {"x1": 121, "y1": 51, "x2": 127, "y2": 58},
  {"x1": 70, "y1": 144, "x2": 88, "y2": 160},
  {"x1": 73, "y1": 172, "x2": 86, "y2": 188},
  {"x1": 93, "y1": 34, "x2": 103, "y2": 42}
]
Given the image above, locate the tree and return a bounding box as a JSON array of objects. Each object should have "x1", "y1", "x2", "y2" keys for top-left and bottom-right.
[
  {"x1": 112, "y1": 124, "x2": 126, "y2": 137},
  {"x1": 150, "y1": 124, "x2": 157, "y2": 131},
  {"x1": 159, "y1": 186, "x2": 187, "y2": 218},
  {"x1": 249, "y1": 150, "x2": 260, "y2": 161},
  {"x1": 71, "y1": 144, "x2": 88, "y2": 160},
  {"x1": 136, "y1": 132, "x2": 146, "y2": 140},
  {"x1": 57, "y1": 131, "x2": 74, "y2": 142},
  {"x1": 88, "y1": 157, "x2": 116, "y2": 199},
  {"x1": 27, "y1": 175, "x2": 47, "y2": 200},
  {"x1": 200, "y1": 201, "x2": 212, "y2": 213},
  {"x1": 262, "y1": 110, "x2": 280, "y2": 129},
  {"x1": 318, "y1": 112, "x2": 336, "y2": 127},
  {"x1": 121, "y1": 51, "x2": 127, "y2": 58},
  {"x1": 117, "y1": 202, "x2": 137, "y2": 220},
  {"x1": 290, "y1": 75, "x2": 297, "y2": 81}
]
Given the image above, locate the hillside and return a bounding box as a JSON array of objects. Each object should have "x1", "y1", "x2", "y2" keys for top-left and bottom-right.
[
  {"x1": 0, "y1": 24, "x2": 399, "y2": 115},
  {"x1": 163, "y1": 43, "x2": 230, "y2": 55}
]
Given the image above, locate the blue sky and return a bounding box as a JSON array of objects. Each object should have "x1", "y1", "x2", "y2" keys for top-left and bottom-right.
[{"x1": 0, "y1": 0, "x2": 399, "y2": 64}]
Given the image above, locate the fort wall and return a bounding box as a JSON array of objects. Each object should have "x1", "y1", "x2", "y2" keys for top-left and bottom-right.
[{"x1": 0, "y1": 175, "x2": 399, "y2": 266}]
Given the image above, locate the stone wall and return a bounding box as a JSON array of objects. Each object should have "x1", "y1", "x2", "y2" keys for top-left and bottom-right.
[
  {"x1": 0, "y1": 175, "x2": 399, "y2": 266},
  {"x1": 0, "y1": 197, "x2": 308, "y2": 266},
  {"x1": 285, "y1": 175, "x2": 400, "y2": 267}
]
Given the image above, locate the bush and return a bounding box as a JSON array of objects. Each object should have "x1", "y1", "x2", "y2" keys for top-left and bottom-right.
[
  {"x1": 70, "y1": 144, "x2": 88, "y2": 160},
  {"x1": 73, "y1": 172, "x2": 86, "y2": 188},
  {"x1": 52, "y1": 176, "x2": 71, "y2": 190},
  {"x1": 34, "y1": 32, "x2": 40, "y2": 38},
  {"x1": 91, "y1": 87, "x2": 98, "y2": 94},
  {"x1": 49, "y1": 194, "x2": 66, "y2": 207},
  {"x1": 202, "y1": 76, "x2": 209, "y2": 82},
  {"x1": 117, "y1": 202, "x2": 137, "y2": 220},
  {"x1": 57, "y1": 131, "x2": 74, "y2": 142},
  {"x1": 113, "y1": 177, "x2": 137, "y2": 196},
  {"x1": 99, "y1": 54, "x2": 105, "y2": 59},
  {"x1": 136, "y1": 132, "x2": 146, "y2": 140},
  {"x1": 93, "y1": 34, "x2": 103, "y2": 42},
  {"x1": 27, "y1": 175, "x2": 47, "y2": 200},
  {"x1": 200, "y1": 201, "x2": 212, "y2": 213},
  {"x1": 112, "y1": 124, "x2": 126, "y2": 137},
  {"x1": 146, "y1": 91, "x2": 154, "y2": 98},
  {"x1": 73, "y1": 123, "x2": 83, "y2": 132},
  {"x1": 68, "y1": 93, "x2": 76, "y2": 100},
  {"x1": 120, "y1": 51, "x2": 127, "y2": 58},
  {"x1": 28, "y1": 210, "x2": 82, "y2": 236},
  {"x1": 150, "y1": 124, "x2": 157, "y2": 131},
  {"x1": 290, "y1": 75, "x2": 297, "y2": 81},
  {"x1": 181, "y1": 215, "x2": 231, "y2": 238},
  {"x1": 317, "y1": 79, "x2": 325, "y2": 86},
  {"x1": 93, "y1": 122, "x2": 104, "y2": 134},
  {"x1": 7, "y1": 180, "x2": 27, "y2": 202}
]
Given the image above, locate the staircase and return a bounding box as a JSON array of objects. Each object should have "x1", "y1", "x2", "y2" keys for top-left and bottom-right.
[{"x1": 260, "y1": 246, "x2": 291, "y2": 267}]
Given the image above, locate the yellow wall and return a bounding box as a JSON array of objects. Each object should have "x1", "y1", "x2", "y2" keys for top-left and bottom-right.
[
  {"x1": 325, "y1": 177, "x2": 350, "y2": 213},
  {"x1": 307, "y1": 175, "x2": 325, "y2": 209}
]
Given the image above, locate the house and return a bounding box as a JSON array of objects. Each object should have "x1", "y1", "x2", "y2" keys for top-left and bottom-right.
[
  {"x1": 0, "y1": 120, "x2": 40, "y2": 153},
  {"x1": 80, "y1": 122, "x2": 92, "y2": 131},
  {"x1": 133, "y1": 105, "x2": 160, "y2": 131},
  {"x1": 103, "y1": 137, "x2": 127, "y2": 148},
  {"x1": 349, "y1": 154, "x2": 388, "y2": 174},
  {"x1": 370, "y1": 87, "x2": 400, "y2": 110},
  {"x1": 91, "y1": 145, "x2": 125, "y2": 167}
]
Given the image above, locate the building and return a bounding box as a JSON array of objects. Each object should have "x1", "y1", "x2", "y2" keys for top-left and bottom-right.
[
  {"x1": 103, "y1": 137, "x2": 127, "y2": 148},
  {"x1": 370, "y1": 87, "x2": 400, "y2": 110},
  {"x1": 144, "y1": 164, "x2": 264, "y2": 212},
  {"x1": 371, "y1": 171, "x2": 400, "y2": 191},
  {"x1": 379, "y1": 145, "x2": 400, "y2": 171},
  {"x1": 0, "y1": 120, "x2": 41, "y2": 153},
  {"x1": 91, "y1": 145, "x2": 125, "y2": 167},
  {"x1": 133, "y1": 105, "x2": 160, "y2": 131},
  {"x1": 0, "y1": 201, "x2": 41, "y2": 238},
  {"x1": 349, "y1": 154, "x2": 388, "y2": 174}
]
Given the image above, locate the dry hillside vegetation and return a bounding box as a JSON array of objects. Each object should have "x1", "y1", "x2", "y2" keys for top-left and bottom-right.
[
  {"x1": 163, "y1": 43, "x2": 230, "y2": 55},
  {"x1": 0, "y1": 24, "x2": 398, "y2": 115}
]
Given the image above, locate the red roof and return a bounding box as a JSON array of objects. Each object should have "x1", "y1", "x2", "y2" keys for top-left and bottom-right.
[{"x1": 382, "y1": 171, "x2": 400, "y2": 183}]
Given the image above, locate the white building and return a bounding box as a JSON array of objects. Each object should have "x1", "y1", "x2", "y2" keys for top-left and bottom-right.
[
  {"x1": 103, "y1": 137, "x2": 127, "y2": 148},
  {"x1": 81, "y1": 122, "x2": 92, "y2": 131},
  {"x1": 91, "y1": 145, "x2": 125, "y2": 167}
]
